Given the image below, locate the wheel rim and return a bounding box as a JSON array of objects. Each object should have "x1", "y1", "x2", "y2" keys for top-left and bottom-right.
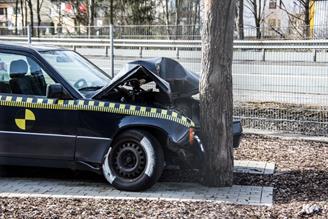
[{"x1": 112, "y1": 142, "x2": 146, "y2": 180}]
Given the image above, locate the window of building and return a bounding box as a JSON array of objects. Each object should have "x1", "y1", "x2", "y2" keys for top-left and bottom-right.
[
  {"x1": 277, "y1": 19, "x2": 281, "y2": 29},
  {"x1": 269, "y1": 0, "x2": 277, "y2": 9},
  {"x1": 0, "y1": 8, "x2": 6, "y2": 15},
  {"x1": 268, "y1": 19, "x2": 276, "y2": 28}
]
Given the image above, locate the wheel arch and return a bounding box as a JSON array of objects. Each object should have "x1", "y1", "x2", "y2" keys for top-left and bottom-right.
[{"x1": 111, "y1": 125, "x2": 170, "y2": 151}]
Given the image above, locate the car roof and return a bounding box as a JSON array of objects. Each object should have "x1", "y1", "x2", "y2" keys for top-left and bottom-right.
[{"x1": 0, "y1": 42, "x2": 68, "y2": 53}]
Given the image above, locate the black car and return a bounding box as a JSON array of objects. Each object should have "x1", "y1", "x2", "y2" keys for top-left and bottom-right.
[{"x1": 0, "y1": 43, "x2": 242, "y2": 191}]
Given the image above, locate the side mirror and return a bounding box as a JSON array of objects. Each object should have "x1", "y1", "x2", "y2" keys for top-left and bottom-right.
[{"x1": 46, "y1": 83, "x2": 72, "y2": 99}]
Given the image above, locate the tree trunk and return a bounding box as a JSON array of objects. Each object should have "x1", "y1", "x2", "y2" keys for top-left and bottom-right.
[
  {"x1": 255, "y1": 20, "x2": 261, "y2": 39},
  {"x1": 37, "y1": 0, "x2": 41, "y2": 37},
  {"x1": 192, "y1": 0, "x2": 200, "y2": 40},
  {"x1": 20, "y1": 0, "x2": 24, "y2": 34},
  {"x1": 165, "y1": 0, "x2": 171, "y2": 39},
  {"x1": 27, "y1": 0, "x2": 33, "y2": 37},
  {"x1": 303, "y1": 0, "x2": 311, "y2": 39},
  {"x1": 24, "y1": 0, "x2": 27, "y2": 27},
  {"x1": 238, "y1": 0, "x2": 244, "y2": 40},
  {"x1": 200, "y1": 0, "x2": 235, "y2": 186},
  {"x1": 88, "y1": 0, "x2": 95, "y2": 37},
  {"x1": 15, "y1": 0, "x2": 18, "y2": 35},
  {"x1": 110, "y1": 0, "x2": 113, "y2": 24},
  {"x1": 175, "y1": 0, "x2": 180, "y2": 40}
]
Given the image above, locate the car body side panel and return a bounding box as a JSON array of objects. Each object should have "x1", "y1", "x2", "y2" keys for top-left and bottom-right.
[
  {"x1": 0, "y1": 94, "x2": 195, "y2": 166},
  {"x1": 0, "y1": 95, "x2": 77, "y2": 160},
  {"x1": 75, "y1": 136, "x2": 112, "y2": 164},
  {"x1": 75, "y1": 109, "x2": 192, "y2": 164}
]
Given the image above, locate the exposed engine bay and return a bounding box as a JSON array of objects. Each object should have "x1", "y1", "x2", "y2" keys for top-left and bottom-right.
[
  {"x1": 104, "y1": 78, "x2": 170, "y2": 108},
  {"x1": 93, "y1": 57, "x2": 242, "y2": 148},
  {"x1": 93, "y1": 60, "x2": 200, "y2": 126}
]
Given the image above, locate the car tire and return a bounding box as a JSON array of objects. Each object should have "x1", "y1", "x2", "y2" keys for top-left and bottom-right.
[{"x1": 102, "y1": 129, "x2": 164, "y2": 191}]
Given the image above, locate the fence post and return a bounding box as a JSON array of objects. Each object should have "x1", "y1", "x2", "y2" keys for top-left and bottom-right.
[
  {"x1": 262, "y1": 48, "x2": 266, "y2": 61},
  {"x1": 139, "y1": 47, "x2": 143, "y2": 58},
  {"x1": 110, "y1": 24, "x2": 114, "y2": 78},
  {"x1": 313, "y1": 49, "x2": 317, "y2": 62},
  {"x1": 27, "y1": 25, "x2": 31, "y2": 44},
  {"x1": 176, "y1": 47, "x2": 180, "y2": 59},
  {"x1": 105, "y1": 46, "x2": 109, "y2": 57}
]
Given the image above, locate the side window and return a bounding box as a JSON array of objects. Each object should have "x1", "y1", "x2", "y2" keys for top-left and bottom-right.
[{"x1": 0, "y1": 52, "x2": 55, "y2": 96}]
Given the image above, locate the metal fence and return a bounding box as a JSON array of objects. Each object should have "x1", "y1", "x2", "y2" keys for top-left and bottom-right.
[
  {"x1": 3, "y1": 24, "x2": 328, "y2": 40},
  {"x1": 1, "y1": 25, "x2": 328, "y2": 136}
]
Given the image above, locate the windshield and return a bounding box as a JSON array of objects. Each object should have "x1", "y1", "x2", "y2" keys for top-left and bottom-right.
[{"x1": 40, "y1": 50, "x2": 110, "y2": 93}]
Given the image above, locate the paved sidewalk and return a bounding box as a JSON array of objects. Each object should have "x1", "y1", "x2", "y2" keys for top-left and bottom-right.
[
  {"x1": 234, "y1": 160, "x2": 275, "y2": 175},
  {"x1": 0, "y1": 177, "x2": 273, "y2": 206}
]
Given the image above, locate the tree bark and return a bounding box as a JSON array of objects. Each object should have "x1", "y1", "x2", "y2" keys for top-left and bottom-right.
[{"x1": 200, "y1": 0, "x2": 235, "y2": 186}]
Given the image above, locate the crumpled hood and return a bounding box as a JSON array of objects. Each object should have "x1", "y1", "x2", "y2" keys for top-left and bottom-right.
[
  {"x1": 93, "y1": 65, "x2": 172, "y2": 101},
  {"x1": 127, "y1": 57, "x2": 200, "y2": 99}
]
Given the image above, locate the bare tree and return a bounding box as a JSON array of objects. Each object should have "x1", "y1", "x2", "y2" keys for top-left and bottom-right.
[
  {"x1": 245, "y1": 0, "x2": 267, "y2": 39},
  {"x1": 36, "y1": 0, "x2": 44, "y2": 37},
  {"x1": 110, "y1": 0, "x2": 113, "y2": 24},
  {"x1": 88, "y1": 0, "x2": 95, "y2": 37},
  {"x1": 15, "y1": 0, "x2": 18, "y2": 35},
  {"x1": 280, "y1": 0, "x2": 315, "y2": 39},
  {"x1": 238, "y1": 0, "x2": 244, "y2": 39},
  {"x1": 174, "y1": 0, "x2": 181, "y2": 39},
  {"x1": 192, "y1": 0, "x2": 200, "y2": 40},
  {"x1": 26, "y1": 0, "x2": 33, "y2": 36},
  {"x1": 19, "y1": 0, "x2": 25, "y2": 34},
  {"x1": 159, "y1": 0, "x2": 171, "y2": 39},
  {"x1": 200, "y1": 0, "x2": 236, "y2": 186}
]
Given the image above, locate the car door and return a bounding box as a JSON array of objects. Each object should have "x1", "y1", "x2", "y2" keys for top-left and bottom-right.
[{"x1": 0, "y1": 51, "x2": 77, "y2": 160}]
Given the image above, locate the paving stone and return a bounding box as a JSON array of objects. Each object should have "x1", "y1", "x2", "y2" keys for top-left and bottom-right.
[
  {"x1": 0, "y1": 177, "x2": 273, "y2": 206},
  {"x1": 234, "y1": 160, "x2": 275, "y2": 175}
]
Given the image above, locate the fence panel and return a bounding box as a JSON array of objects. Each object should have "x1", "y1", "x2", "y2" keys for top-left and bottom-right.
[{"x1": 1, "y1": 25, "x2": 328, "y2": 135}]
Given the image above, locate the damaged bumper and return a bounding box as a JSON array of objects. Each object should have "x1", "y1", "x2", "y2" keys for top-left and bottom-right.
[{"x1": 233, "y1": 120, "x2": 243, "y2": 148}]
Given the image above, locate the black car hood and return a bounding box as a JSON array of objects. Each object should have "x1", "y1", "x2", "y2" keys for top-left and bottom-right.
[
  {"x1": 93, "y1": 65, "x2": 172, "y2": 101},
  {"x1": 127, "y1": 57, "x2": 200, "y2": 98}
]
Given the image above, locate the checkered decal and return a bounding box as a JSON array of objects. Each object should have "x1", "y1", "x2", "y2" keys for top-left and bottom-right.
[{"x1": 0, "y1": 95, "x2": 195, "y2": 128}]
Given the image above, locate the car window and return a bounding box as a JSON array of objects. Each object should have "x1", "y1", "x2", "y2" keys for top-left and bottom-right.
[
  {"x1": 0, "y1": 52, "x2": 55, "y2": 96},
  {"x1": 40, "y1": 50, "x2": 110, "y2": 93}
]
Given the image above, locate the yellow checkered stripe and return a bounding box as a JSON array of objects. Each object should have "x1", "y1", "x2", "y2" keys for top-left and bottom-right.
[{"x1": 0, "y1": 95, "x2": 195, "y2": 128}]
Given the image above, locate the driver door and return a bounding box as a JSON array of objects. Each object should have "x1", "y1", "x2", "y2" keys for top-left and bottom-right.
[{"x1": 0, "y1": 51, "x2": 77, "y2": 160}]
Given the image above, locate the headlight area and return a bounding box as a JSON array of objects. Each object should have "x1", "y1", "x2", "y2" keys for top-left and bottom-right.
[
  {"x1": 189, "y1": 127, "x2": 195, "y2": 145},
  {"x1": 179, "y1": 128, "x2": 205, "y2": 169}
]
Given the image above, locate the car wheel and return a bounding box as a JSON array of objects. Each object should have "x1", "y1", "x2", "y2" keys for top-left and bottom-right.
[{"x1": 102, "y1": 129, "x2": 164, "y2": 191}]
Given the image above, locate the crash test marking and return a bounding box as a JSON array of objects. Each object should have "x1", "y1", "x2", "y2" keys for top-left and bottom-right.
[{"x1": 0, "y1": 177, "x2": 273, "y2": 206}]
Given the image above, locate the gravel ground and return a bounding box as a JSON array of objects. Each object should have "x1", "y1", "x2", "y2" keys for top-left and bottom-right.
[{"x1": 0, "y1": 134, "x2": 327, "y2": 218}]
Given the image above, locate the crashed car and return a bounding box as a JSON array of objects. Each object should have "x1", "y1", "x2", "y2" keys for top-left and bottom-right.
[
  {"x1": 0, "y1": 43, "x2": 241, "y2": 191},
  {"x1": 124, "y1": 57, "x2": 242, "y2": 147}
]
